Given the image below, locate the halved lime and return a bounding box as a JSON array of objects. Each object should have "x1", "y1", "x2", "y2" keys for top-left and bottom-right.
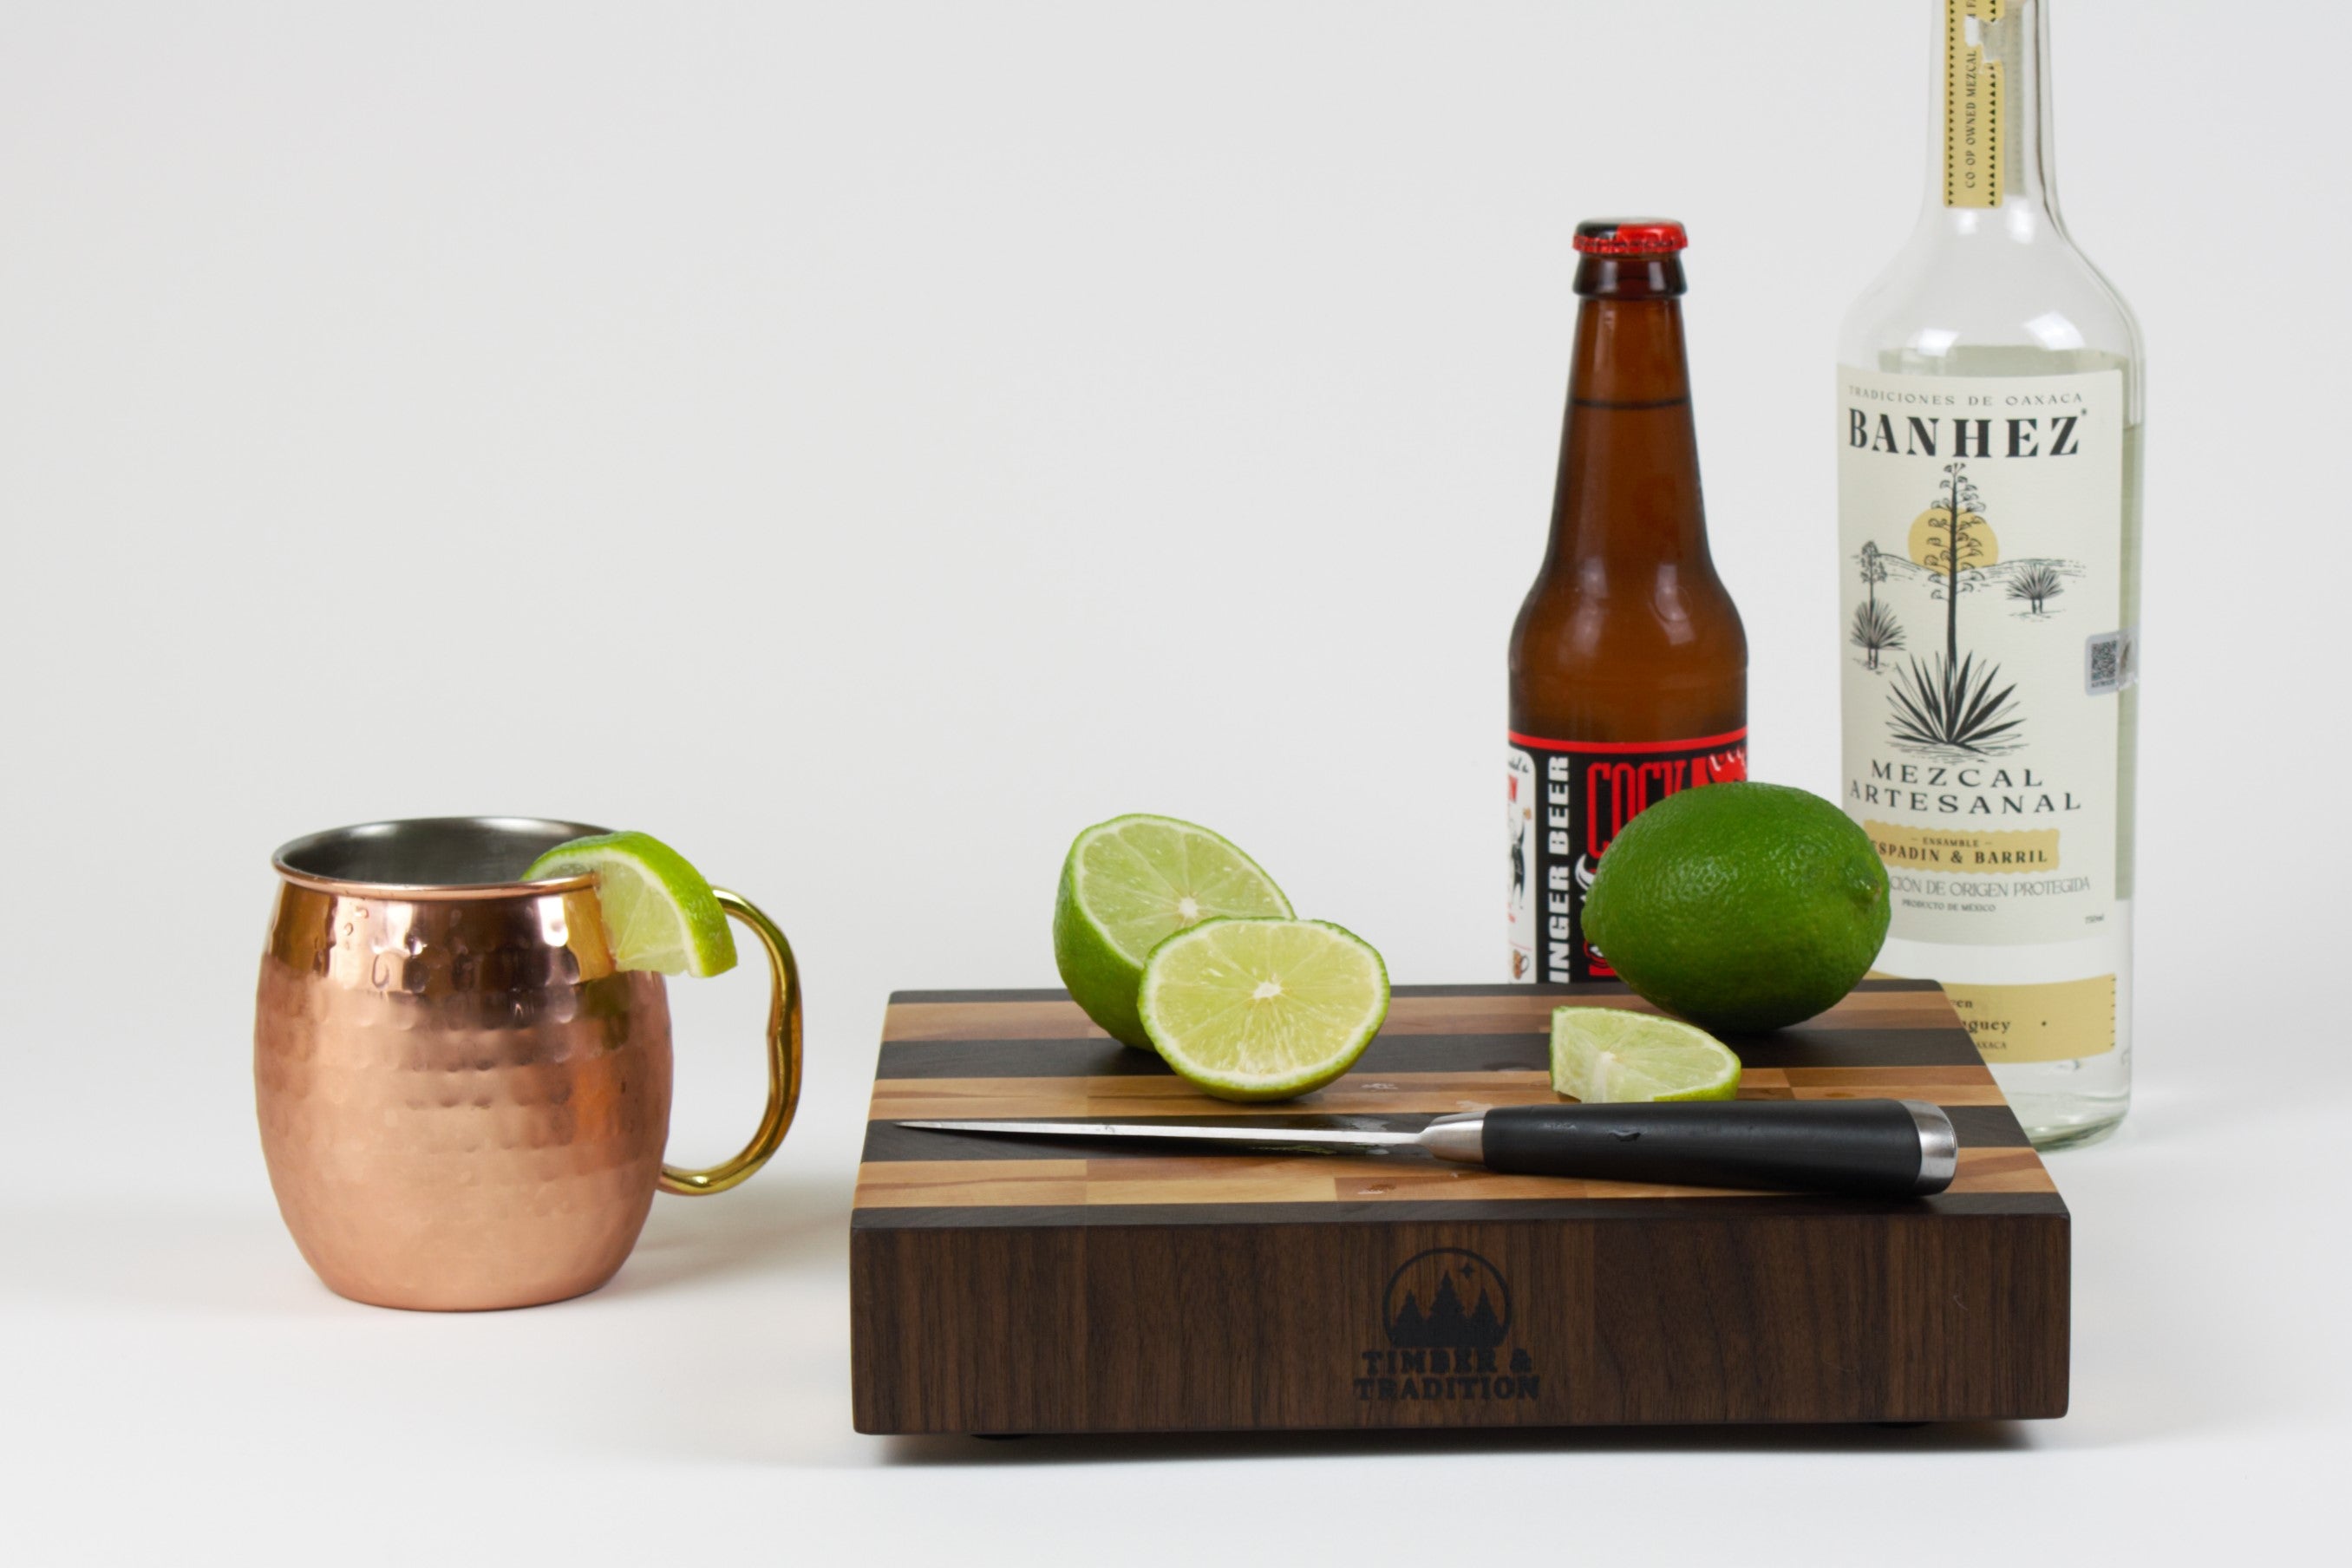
[
  {"x1": 1550, "y1": 1007, "x2": 1740, "y2": 1103},
  {"x1": 524, "y1": 831, "x2": 736, "y2": 977},
  {"x1": 1053, "y1": 814, "x2": 1291, "y2": 1049},
  {"x1": 1138, "y1": 918, "x2": 1388, "y2": 1101}
]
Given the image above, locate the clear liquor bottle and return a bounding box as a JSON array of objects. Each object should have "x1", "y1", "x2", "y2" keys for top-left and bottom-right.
[{"x1": 1837, "y1": 0, "x2": 2141, "y2": 1148}]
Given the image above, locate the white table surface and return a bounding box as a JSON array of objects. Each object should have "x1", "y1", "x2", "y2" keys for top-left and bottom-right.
[{"x1": 10, "y1": 1020, "x2": 2345, "y2": 1565}]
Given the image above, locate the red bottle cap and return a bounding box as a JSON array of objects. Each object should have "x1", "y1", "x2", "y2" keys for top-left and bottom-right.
[{"x1": 1572, "y1": 219, "x2": 1689, "y2": 256}]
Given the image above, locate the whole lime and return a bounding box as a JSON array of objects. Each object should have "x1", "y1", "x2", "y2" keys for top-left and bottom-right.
[{"x1": 1583, "y1": 782, "x2": 1889, "y2": 1034}]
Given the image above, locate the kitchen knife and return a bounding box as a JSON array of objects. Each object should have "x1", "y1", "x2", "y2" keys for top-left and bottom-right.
[{"x1": 900, "y1": 1098, "x2": 1958, "y2": 1199}]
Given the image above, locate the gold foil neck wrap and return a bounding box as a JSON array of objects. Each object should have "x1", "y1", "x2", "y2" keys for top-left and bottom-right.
[{"x1": 1944, "y1": 0, "x2": 2005, "y2": 208}]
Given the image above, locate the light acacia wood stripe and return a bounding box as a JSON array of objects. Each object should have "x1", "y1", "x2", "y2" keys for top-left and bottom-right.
[
  {"x1": 858, "y1": 1159, "x2": 1088, "y2": 1209},
  {"x1": 852, "y1": 1145, "x2": 2051, "y2": 1210},
  {"x1": 1945, "y1": 1147, "x2": 2055, "y2": 1192},
  {"x1": 880, "y1": 986, "x2": 1963, "y2": 1044},
  {"x1": 865, "y1": 1064, "x2": 1999, "y2": 1122},
  {"x1": 871, "y1": 1071, "x2": 1556, "y2": 1120}
]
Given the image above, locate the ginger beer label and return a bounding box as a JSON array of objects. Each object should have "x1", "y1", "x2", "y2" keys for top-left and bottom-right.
[
  {"x1": 1837, "y1": 366, "x2": 2128, "y2": 952},
  {"x1": 1507, "y1": 730, "x2": 1748, "y2": 983}
]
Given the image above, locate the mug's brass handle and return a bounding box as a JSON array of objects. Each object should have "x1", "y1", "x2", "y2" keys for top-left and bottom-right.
[{"x1": 659, "y1": 889, "x2": 803, "y2": 1196}]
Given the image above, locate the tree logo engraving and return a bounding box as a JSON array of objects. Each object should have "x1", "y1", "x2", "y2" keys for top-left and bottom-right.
[
  {"x1": 1354, "y1": 1247, "x2": 1539, "y2": 1404},
  {"x1": 1385, "y1": 1248, "x2": 1511, "y2": 1349}
]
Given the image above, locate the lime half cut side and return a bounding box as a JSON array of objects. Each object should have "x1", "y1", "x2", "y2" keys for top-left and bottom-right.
[
  {"x1": 1053, "y1": 814, "x2": 1292, "y2": 1049},
  {"x1": 1550, "y1": 1007, "x2": 1740, "y2": 1103},
  {"x1": 524, "y1": 831, "x2": 737, "y2": 977},
  {"x1": 1138, "y1": 918, "x2": 1388, "y2": 1101}
]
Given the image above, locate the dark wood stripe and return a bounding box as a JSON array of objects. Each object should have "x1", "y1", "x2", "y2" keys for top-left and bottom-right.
[
  {"x1": 866, "y1": 1115, "x2": 1436, "y2": 1165},
  {"x1": 1389, "y1": 982, "x2": 1643, "y2": 999},
  {"x1": 1378, "y1": 977, "x2": 1944, "y2": 997},
  {"x1": 878, "y1": 1037, "x2": 1168, "y2": 1079},
  {"x1": 1717, "y1": 1027, "x2": 1982, "y2": 1067},
  {"x1": 850, "y1": 1192, "x2": 2069, "y2": 1230},
  {"x1": 1946, "y1": 1104, "x2": 2031, "y2": 1147},
  {"x1": 886, "y1": 978, "x2": 1947, "y2": 1008},
  {"x1": 862, "y1": 1102, "x2": 2027, "y2": 1163},
  {"x1": 875, "y1": 1025, "x2": 1983, "y2": 1081},
  {"x1": 889, "y1": 987, "x2": 1074, "y2": 1005}
]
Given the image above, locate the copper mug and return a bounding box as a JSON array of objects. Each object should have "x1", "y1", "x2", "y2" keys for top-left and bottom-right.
[{"x1": 254, "y1": 817, "x2": 802, "y2": 1310}]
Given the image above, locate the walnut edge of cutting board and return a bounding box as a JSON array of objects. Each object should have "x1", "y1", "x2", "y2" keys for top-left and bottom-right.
[{"x1": 849, "y1": 980, "x2": 2068, "y2": 1435}]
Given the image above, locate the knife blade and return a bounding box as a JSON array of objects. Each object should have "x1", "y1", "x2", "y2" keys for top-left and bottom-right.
[{"x1": 900, "y1": 1099, "x2": 1958, "y2": 1198}]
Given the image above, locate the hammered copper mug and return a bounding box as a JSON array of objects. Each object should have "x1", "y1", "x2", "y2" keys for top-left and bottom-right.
[{"x1": 254, "y1": 817, "x2": 802, "y2": 1310}]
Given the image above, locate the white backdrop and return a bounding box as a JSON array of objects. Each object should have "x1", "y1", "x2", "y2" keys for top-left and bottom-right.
[{"x1": 3, "y1": 2, "x2": 2339, "y2": 1563}]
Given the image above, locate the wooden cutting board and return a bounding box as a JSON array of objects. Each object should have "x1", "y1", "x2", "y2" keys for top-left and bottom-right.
[{"x1": 849, "y1": 979, "x2": 2067, "y2": 1434}]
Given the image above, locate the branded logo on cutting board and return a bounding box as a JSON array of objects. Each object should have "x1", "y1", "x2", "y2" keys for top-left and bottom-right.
[{"x1": 1353, "y1": 1248, "x2": 1539, "y2": 1404}]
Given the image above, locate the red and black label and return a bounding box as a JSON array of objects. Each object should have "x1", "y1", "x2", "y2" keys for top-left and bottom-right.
[{"x1": 1506, "y1": 728, "x2": 1748, "y2": 983}]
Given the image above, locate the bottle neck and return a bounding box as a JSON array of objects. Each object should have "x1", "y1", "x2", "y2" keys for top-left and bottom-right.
[
  {"x1": 1925, "y1": 0, "x2": 2061, "y2": 229},
  {"x1": 1545, "y1": 278, "x2": 1709, "y2": 572}
]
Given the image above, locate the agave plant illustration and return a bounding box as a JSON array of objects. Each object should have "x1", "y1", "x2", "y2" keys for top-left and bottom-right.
[
  {"x1": 1851, "y1": 598, "x2": 1906, "y2": 671},
  {"x1": 1852, "y1": 540, "x2": 1903, "y2": 670},
  {"x1": 1882, "y1": 462, "x2": 2023, "y2": 752},
  {"x1": 2007, "y1": 562, "x2": 2064, "y2": 614},
  {"x1": 1887, "y1": 651, "x2": 2022, "y2": 754},
  {"x1": 1917, "y1": 462, "x2": 1989, "y2": 670}
]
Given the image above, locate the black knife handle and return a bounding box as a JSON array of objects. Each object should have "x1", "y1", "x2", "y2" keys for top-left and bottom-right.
[{"x1": 1474, "y1": 1100, "x2": 1956, "y2": 1199}]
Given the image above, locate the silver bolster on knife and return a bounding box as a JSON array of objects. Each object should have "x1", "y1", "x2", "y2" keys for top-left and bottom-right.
[
  {"x1": 1901, "y1": 1099, "x2": 1959, "y2": 1195},
  {"x1": 1419, "y1": 1111, "x2": 1486, "y2": 1166}
]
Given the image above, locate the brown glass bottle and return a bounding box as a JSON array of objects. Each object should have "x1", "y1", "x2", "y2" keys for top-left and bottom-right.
[{"x1": 1506, "y1": 219, "x2": 1748, "y2": 985}]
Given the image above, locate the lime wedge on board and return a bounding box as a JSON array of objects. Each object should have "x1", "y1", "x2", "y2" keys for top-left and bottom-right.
[{"x1": 1550, "y1": 1007, "x2": 1740, "y2": 1103}]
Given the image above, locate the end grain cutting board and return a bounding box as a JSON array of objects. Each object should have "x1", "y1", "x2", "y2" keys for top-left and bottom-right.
[{"x1": 850, "y1": 980, "x2": 2067, "y2": 1434}]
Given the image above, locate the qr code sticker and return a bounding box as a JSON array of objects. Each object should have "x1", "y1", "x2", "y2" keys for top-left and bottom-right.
[{"x1": 2085, "y1": 629, "x2": 2137, "y2": 696}]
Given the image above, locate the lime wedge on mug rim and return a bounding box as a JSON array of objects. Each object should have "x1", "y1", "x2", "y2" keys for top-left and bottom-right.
[{"x1": 525, "y1": 831, "x2": 736, "y2": 977}]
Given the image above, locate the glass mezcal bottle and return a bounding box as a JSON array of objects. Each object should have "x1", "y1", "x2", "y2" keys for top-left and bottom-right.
[{"x1": 1837, "y1": 0, "x2": 2141, "y2": 1148}]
